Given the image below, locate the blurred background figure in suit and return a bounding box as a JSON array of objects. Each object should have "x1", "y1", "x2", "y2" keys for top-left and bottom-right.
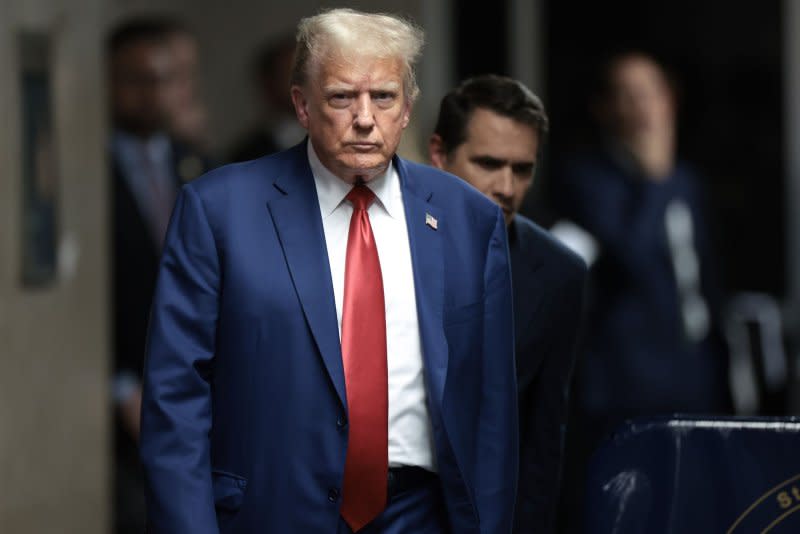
[
  {"x1": 429, "y1": 75, "x2": 587, "y2": 534},
  {"x1": 228, "y1": 32, "x2": 305, "y2": 162},
  {"x1": 162, "y1": 20, "x2": 212, "y2": 156},
  {"x1": 107, "y1": 16, "x2": 212, "y2": 534},
  {"x1": 552, "y1": 51, "x2": 732, "y2": 533}
]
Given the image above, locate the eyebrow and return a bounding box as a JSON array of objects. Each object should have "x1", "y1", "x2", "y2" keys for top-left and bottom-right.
[
  {"x1": 471, "y1": 155, "x2": 506, "y2": 165},
  {"x1": 470, "y1": 155, "x2": 537, "y2": 167},
  {"x1": 370, "y1": 82, "x2": 401, "y2": 92},
  {"x1": 322, "y1": 81, "x2": 402, "y2": 93},
  {"x1": 323, "y1": 84, "x2": 355, "y2": 94}
]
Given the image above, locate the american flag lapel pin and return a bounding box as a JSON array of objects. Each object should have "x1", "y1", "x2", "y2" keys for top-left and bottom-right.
[{"x1": 425, "y1": 212, "x2": 438, "y2": 230}]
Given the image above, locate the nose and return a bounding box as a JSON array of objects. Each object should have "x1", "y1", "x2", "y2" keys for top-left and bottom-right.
[
  {"x1": 494, "y1": 167, "x2": 514, "y2": 200},
  {"x1": 353, "y1": 93, "x2": 375, "y2": 130}
]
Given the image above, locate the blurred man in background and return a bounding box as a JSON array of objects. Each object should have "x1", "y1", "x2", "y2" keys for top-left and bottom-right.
[
  {"x1": 551, "y1": 51, "x2": 731, "y2": 532},
  {"x1": 163, "y1": 21, "x2": 212, "y2": 157},
  {"x1": 107, "y1": 16, "x2": 211, "y2": 533},
  {"x1": 429, "y1": 75, "x2": 587, "y2": 534},
  {"x1": 228, "y1": 33, "x2": 306, "y2": 162}
]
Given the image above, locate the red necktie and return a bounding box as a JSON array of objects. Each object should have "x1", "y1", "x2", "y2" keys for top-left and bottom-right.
[{"x1": 339, "y1": 184, "x2": 388, "y2": 532}]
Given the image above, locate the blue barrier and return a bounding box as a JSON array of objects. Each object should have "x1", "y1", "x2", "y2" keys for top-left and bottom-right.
[{"x1": 584, "y1": 416, "x2": 800, "y2": 533}]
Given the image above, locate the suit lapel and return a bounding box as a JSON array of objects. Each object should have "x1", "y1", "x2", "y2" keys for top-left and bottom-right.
[
  {"x1": 509, "y1": 219, "x2": 547, "y2": 384},
  {"x1": 266, "y1": 144, "x2": 347, "y2": 410},
  {"x1": 396, "y1": 158, "x2": 449, "y2": 406}
]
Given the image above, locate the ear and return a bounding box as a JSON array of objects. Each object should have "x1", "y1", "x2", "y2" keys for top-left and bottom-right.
[
  {"x1": 401, "y1": 101, "x2": 412, "y2": 129},
  {"x1": 291, "y1": 85, "x2": 310, "y2": 129},
  {"x1": 428, "y1": 133, "x2": 448, "y2": 170}
]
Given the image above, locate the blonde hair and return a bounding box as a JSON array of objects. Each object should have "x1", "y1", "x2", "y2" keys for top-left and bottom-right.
[{"x1": 291, "y1": 8, "x2": 425, "y2": 103}]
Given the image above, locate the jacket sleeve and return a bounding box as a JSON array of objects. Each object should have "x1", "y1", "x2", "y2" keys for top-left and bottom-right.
[
  {"x1": 556, "y1": 161, "x2": 674, "y2": 284},
  {"x1": 139, "y1": 184, "x2": 221, "y2": 534},
  {"x1": 515, "y1": 263, "x2": 587, "y2": 533},
  {"x1": 476, "y1": 207, "x2": 520, "y2": 534}
]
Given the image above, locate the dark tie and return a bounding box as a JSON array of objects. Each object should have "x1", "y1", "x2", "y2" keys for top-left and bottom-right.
[
  {"x1": 339, "y1": 184, "x2": 388, "y2": 532},
  {"x1": 140, "y1": 143, "x2": 175, "y2": 251}
]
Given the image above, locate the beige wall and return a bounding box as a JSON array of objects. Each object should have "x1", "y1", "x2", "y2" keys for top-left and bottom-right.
[{"x1": 0, "y1": 0, "x2": 109, "y2": 532}]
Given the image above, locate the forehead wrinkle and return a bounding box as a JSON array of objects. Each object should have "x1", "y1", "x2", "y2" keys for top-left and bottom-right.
[
  {"x1": 317, "y1": 70, "x2": 405, "y2": 106},
  {"x1": 316, "y1": 52, "x2": 404, "y2": 81}
]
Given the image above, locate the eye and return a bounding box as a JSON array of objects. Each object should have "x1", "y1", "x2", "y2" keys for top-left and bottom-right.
[
  {"x1": 512, "y1": 163, "x2": 535, "y2": 178},
  {"x1": 328, "y1": 93, "x2": 352, "y2": 108},
  {"x1": 472, "y1": 157, "x2": 505, "y2": 171},
  {"x1": 372, "y1": 91, "x2": 396, "y2": 105}
]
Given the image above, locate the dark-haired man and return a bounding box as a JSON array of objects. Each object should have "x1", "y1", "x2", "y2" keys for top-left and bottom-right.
[
  {"x1": 430, "y1": 75, "x2": 586, "y2": 534},
  {"x1": 551, "y1": 54, "x2": 731, "y2": 533},
  {"x1": 107, "y1": 16, "x2": 211, "y2": 534}
]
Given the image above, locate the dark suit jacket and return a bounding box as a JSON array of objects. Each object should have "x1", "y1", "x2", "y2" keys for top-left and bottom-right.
[
  {"x1": 112, "y1": 138, "x2": 210, "y2": 387},
  {"x1": 111, "y1": 137, "x2": 210, "y2": 464},
  {"x1": 140, "y1": 141, "x2": 519, "y2": 533},
  {"x1": 552, "y1": 150, "x2": 730, "y2": 425},
  {"x1": 227, "y1": 128, "x2": 281, "y2": 163},
  {"x1": 509, "y1": 215, "x2": 587, "y2": 534}
]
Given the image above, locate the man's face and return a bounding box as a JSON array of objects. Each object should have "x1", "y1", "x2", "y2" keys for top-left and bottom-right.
[
  {"x1": 165, "y1": 33, "x2": 198, "y2": 111},
  {"x1": 608, "y1": 56, "x2": 674, "y2": 140},
  {"x1": 430, "y1": 108, "x2": 539, "y2": 226},
  {"x1": 291, "y1": 55, "x2": 411, "y2": 183},
  {"x1": 111, "y1": 41, "x2": 176, "y2": 136}
]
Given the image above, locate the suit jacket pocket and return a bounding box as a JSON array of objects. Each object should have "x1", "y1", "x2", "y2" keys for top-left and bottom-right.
[
  {"x1": 443, "y1": 298, "x2": 484, "y2": 327},
  {"x1": 212, "y1": 470, "x2": 247, "y2": 513}
]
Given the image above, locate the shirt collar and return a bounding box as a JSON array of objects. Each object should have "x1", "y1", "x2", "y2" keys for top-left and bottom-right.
[{"x1": 307, "y1": 140, "x2": 401, "y2": 219}]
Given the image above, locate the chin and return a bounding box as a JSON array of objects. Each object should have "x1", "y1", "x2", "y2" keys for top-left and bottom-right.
[{"x1": 340, "y1": 154, "x2": 389, "y2": 174}]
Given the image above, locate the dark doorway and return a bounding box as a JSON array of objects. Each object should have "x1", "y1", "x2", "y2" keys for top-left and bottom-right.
[{"x1": 453, "y1": 0, "x2": 510, "y2": 80}]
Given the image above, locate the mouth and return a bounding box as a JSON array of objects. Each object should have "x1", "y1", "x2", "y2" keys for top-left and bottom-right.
[{"x1": 347, "y1": 142, "x2": 380, "y2": 152}]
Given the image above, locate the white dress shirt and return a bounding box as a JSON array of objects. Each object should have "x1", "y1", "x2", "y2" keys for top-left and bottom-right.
[{"x1": 308, "y1": 141, "x2": 436, "y2": 471}]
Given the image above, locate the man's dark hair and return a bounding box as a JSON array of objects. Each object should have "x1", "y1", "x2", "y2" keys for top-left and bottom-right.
[
  {"x1": 433, "y1": 74, "x2": 549, "y2": 154},
  {"x1": 107, "y1": 16, "x2": 190, "y2": 57}
]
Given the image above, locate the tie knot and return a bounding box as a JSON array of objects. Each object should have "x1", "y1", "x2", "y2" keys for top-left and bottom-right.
[{"x1": 346, "y1": 184, "x2": 376, "y2": 211}]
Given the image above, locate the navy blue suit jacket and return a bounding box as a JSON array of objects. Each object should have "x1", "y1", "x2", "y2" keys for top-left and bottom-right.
[
  {"x1": 140, "y1": 141, "x2": 519, "y2": 533},
  {"x1": 553, "y1": 150, "x2": 730, "y2": 422},
  {"x1": 508, "y1": 215, "x2": 586, "y2": 534}
]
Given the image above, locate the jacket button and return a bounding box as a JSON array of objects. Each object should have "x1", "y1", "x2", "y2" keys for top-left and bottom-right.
[
  {"x1": 337, "y1": 415, "x2": 347, "y2": 429},
  {"x1": 328, "y1": 488, "x2": 340, "y2": 502}
]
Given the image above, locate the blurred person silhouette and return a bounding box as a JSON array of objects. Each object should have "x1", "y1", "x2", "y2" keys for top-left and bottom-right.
[
  {"x1": 551, "y1": 51, "x2": 731, "y2": 533},
  {"x1": 107, "y1": 16, "x2": 212, "y2": 534},
  {"x1": 162, "y1": 20, "x2": 212, "y2": 157},
  {"x1": 228, "y1": 33, "x2": 306, "y2": 162},
  {"x1": 429, "y1": 75, "x2": 587, "y2": 534}
]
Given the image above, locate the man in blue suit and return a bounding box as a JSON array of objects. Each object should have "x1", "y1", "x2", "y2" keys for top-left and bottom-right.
[
  {"x1": 550, "y1": 53, "x2": 730, "y2": 533},
  {"x1": 140, "y1": 8, "x2": 518, "y2": 534},
  {"x1": 429, "y1": 75, "x2": 587, "y2": 534}
]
